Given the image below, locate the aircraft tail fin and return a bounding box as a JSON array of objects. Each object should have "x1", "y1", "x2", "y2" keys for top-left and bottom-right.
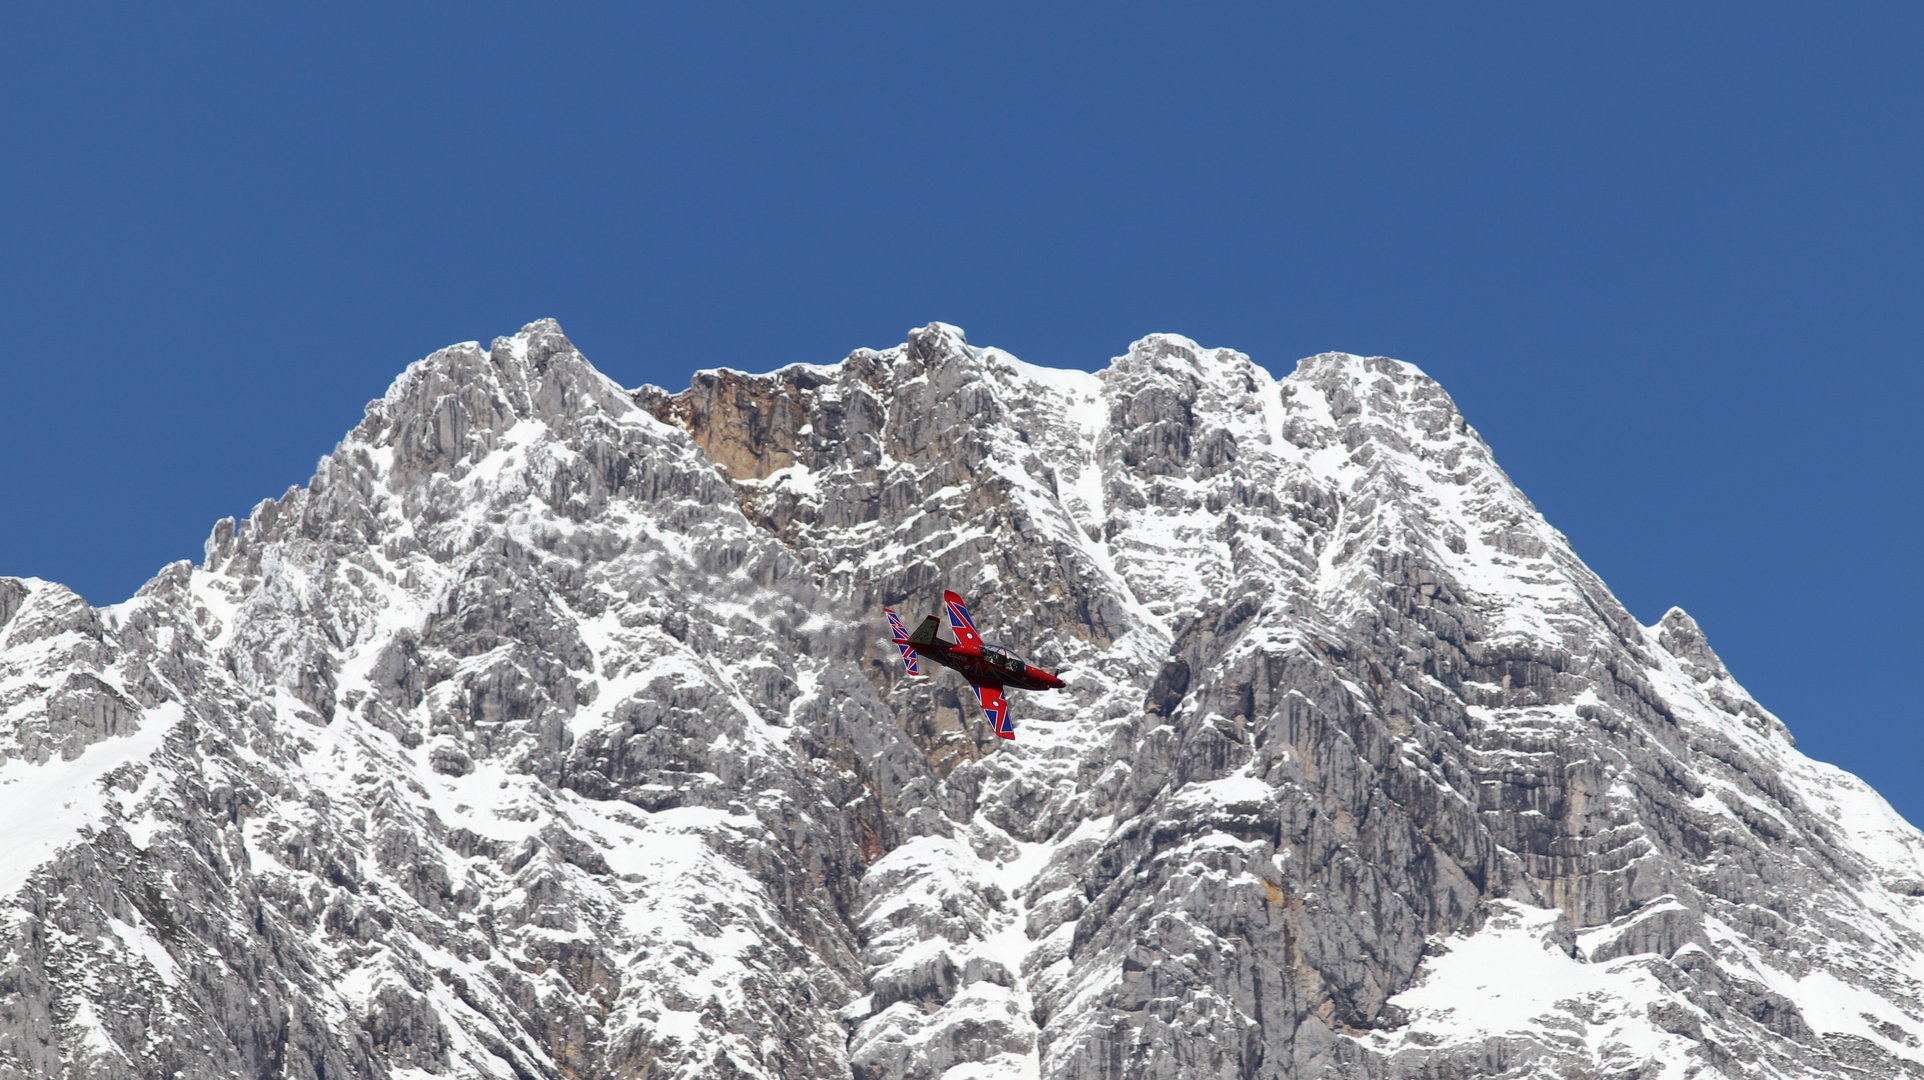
[
  {"x1": 885, "y1": 609, "x2": 920, "y2": 675},
  {"x1": 906, "y1": 615, "x2": 942, "y2": 648}
]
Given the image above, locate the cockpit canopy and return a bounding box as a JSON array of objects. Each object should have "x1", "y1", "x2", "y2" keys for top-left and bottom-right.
[{"x1": 979, "y1": 643, "x2": 1030, "y2": 673}]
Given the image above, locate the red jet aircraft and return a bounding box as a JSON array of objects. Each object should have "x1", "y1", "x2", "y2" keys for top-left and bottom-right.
[{"x1": 884, "y1": 591, "x2": 1065, "y2": 740}]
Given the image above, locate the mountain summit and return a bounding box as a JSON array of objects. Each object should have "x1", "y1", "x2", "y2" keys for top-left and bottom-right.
[{"x1": 3, "y1": 320, "x2": 1920, "y2": 1079}]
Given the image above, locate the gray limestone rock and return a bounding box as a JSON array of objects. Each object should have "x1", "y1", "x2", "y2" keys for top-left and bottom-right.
[{"x1": 3, "y1": 320, "x2": 1920, "y2": 1080}]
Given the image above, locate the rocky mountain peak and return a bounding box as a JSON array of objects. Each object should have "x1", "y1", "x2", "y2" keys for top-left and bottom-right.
[
  {"x1": 3, "y1": 321, "x2": 1921, "y2": 1080},
  {"x1": 1657, "y1": 606, "x2": 1728, "y2": 676}
]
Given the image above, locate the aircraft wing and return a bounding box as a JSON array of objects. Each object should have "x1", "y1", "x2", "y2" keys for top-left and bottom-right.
[
  {"x1": 885, "y1": 608, "x2": 920, "y2": 675},
  {"x1": 943, "y1": 590, "x2": 984, "y2": 650},
  {"x1": 975, "y1": 683, "x2": 1014, "y2": 740}
]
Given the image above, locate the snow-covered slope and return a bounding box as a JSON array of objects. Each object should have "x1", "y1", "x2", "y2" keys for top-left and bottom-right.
[{"x1": 3, "y1": 320, "x2": 1921, "y2": 1080}]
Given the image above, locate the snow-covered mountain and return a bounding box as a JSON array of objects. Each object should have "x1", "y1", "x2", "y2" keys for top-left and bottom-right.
[{"x1": 4, "y1": 320, "x2": 1922, "y2": 1080}]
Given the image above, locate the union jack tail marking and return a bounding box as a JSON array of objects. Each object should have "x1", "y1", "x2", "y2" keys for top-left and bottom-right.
[{"x1": 885, "y1": 609, "x2": 920, "y2": 675}]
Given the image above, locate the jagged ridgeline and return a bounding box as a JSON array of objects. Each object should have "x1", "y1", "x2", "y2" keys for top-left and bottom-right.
[{"x1": 2, "y1": 320, "x2": 1922, "y2": 1080}]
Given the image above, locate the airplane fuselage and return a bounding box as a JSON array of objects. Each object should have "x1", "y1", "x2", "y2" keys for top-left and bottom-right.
[
  {"x1": 887, "y1": 594, "x2": 1065, "y2": 740},
  {"x1": 912, "y1": 638, "x2": 1064, "y2": 692}
]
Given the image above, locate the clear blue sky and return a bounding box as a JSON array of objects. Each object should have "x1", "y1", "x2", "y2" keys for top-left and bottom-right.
[{"x1": 3, "y1": 4, "x2": 1918, "y2": 819}]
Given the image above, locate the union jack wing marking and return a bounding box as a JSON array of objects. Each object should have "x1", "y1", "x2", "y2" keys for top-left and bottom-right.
[
  {"x1": 942, "y1": 590, "x2": 983, "y2": 649},
  {"x1": 975, "y1": 684, "x2": 1014, "y2": 740},
  {"x1": 885, "y1": 609, "x2": 920, "y2": 675}
]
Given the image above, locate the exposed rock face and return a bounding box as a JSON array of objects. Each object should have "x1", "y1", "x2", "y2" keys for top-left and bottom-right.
[{"x1": 4, "y1": 320, "x2": 1922, "y2": 1080}]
